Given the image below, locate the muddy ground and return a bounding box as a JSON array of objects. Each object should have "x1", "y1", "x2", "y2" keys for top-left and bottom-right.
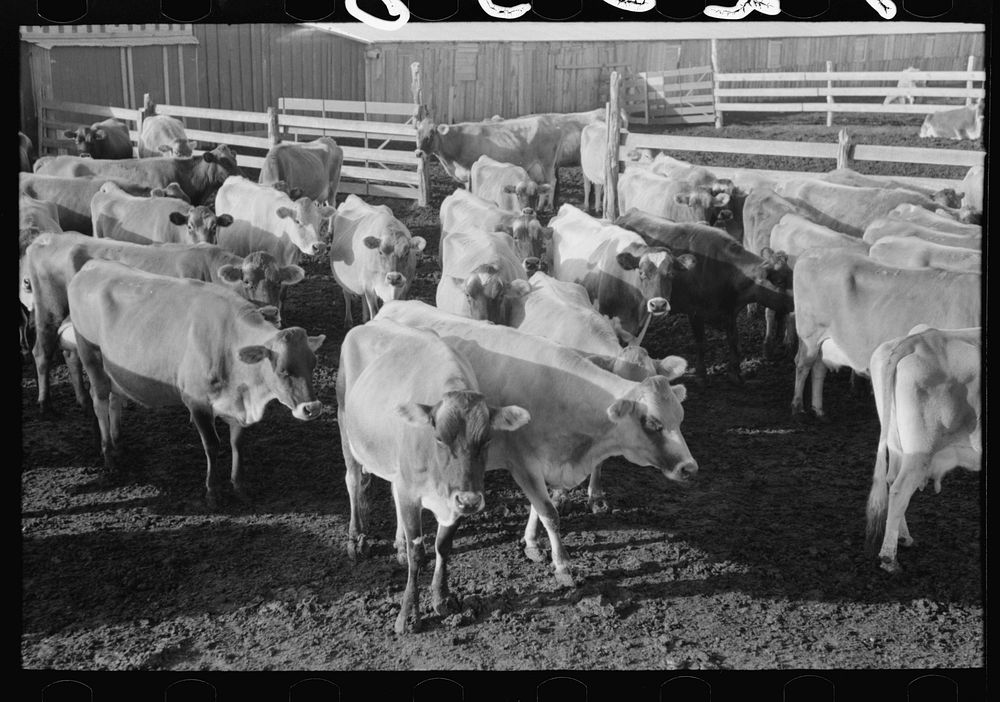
[{"x1": 21, "y1": 119, "x2": 983, "y2": 675}]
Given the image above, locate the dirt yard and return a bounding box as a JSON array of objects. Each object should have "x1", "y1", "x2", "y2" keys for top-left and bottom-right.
[{"x1": 21, "y1": 120, "x2": 983, "y2": 681}]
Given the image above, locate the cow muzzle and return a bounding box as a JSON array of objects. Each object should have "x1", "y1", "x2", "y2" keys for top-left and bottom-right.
[
  {"x1": 453, "y1": 491, "x2": 485, "y2": 516},
  {"x1": 309, "y1": 241, "x2": 328, "y2": 256},
  {"x1": 646, "y1": 297, "x2": 670, "y2": 316},
  {"x1": 522, "y1": 257, "x2": 542, "y2": 275},
  {"x1": 385, "y1": 272, "x2": 406, "y2": 288},
  {"x1": 663, "y1": 459, "x2": 698, "y2": 483},
  {"x1": 293, "y1": 401, "x2": 323, "y2": 421},
  {"x1": 520, "y1": 207, "x2": 535, "y2": 216}
]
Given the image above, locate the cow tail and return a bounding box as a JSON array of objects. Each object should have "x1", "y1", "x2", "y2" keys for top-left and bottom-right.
[{"x1": 865, "y1": 341, "x2": 900, "y2": 555}]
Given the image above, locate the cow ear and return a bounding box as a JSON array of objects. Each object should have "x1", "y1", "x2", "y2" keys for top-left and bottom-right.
[
  {"x1": 713, "y1": 192, "x2": 731, "y2": 206},
  {"x1": 616, "y1": 251, "x2": 641, "y2": 271},
  {"x1": 307, "y1": 334, "x2": 326, "y2": 353},
  {"x1": 62, "y1": 130, "x2": 76, "y2": 139},
  {"x1": 275, "y1": 206, "x2": 294, "y2": 219},
  {"x1": 150, "y1": 188, "x2": 166, "y2": 197},
  {"x1": 674, "y1": 253, "x2": 697, "y2": 271},
  {"x1": 238, "y1": 345, "x2": 271, "y2": 364},
  {"x1": 410, "y1": 236, "x2": 427, "y2": 252},
  {"x1": 673, "y1": 193, "x2": 691, "y2": 206},
  {"x1": 169, "y1": 211, "x2": 189, "y2": 226},
  {"x1": 502, "y1": 184, "x2": 518, "y2": 194},
  {"x1": 158, "y1": 144, "x2": 173, "y2": 153},
  {"x1": 218, "y1": 264, "x2": 242, "y2": 283},
  {"x1": 280, "y1": 265, "x2": 306, "y2": 285},
  {"x1": 362, "y1": 235, "x2": 381, "y2": 249},
  {"x1": 93, "y1": 129, "x2": 107, "y2": 141},
  {"x1": 584, "y1": 354, "x2": 618, "y2": 374},
  {"x1": 436, "y1": 124, "x2": 450, "y2": 135},
  {"x1": 760, "y1": 247, "x2": 774, "y2": 260},
  {"x1": 539, "y1": 184, "x2": 552, "y2": 193},
  {"x1": 272, "y1": 181, "x2": 289, "y2": 193},
  {"x1": 490, "y1": 405, "x2": 531, "y2": 432},
  {"x1": 671, "y1": 384, "x2": 688, "y2": 403},
  {"x1": 289, "y1": 188, "x2": 304, "y2": 201},
  {"x1": 656, "y1": 355, "x2": 688, "y2": 381},
  {"x1": 318, "y1": 205, "x2": 336, "y2": 217},
  {"x1": 216, "y1": 214, "x2": 234, "y2": 227},
  {"x1": 396, "y1": 403, "x2": 435, "y2": 426},
  {"x1": 505, "y1": 279, "x2": 531, "y2": 299},
  {"x1": 202, "y1": 151, "x2": 217, "y2": 163},
  {"x1": 606, "y1": 398, "x2": 636, "y2": 422},
  {"x1": 188, "y1": 140, "x2": 199, "y2": 150}
]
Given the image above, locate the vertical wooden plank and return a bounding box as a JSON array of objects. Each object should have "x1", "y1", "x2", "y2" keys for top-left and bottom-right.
[
  {"x1": 826, "y1": 60, "x2": 834, "y2": 128},
  {"x1": 120, "y1": 47, "x2": 129, "y2": 107},
  {"x1": 836, "y1": 129, "x2": 853, "y2": 170},
  {"x1": 710, "y1": 39, "x2": 722, "y2": 128},
  {"x1": 603, "y1": 72, "x2": 621, "y2": 221},
  {"x1": 162, "y1": 46, "x2": 170, "y2": 104},
  {"x1": 966, "y1": 55, "x2": 975, "y2": 106}
]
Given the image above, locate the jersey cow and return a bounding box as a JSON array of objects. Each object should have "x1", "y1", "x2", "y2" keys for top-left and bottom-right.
[
  {"x1": 258, "y1": 137, "x2": 344, "y2": 204},
  {"x1": 618, "y1": 168, "x2": 734, "y2": 231},
  {"x1": 329, "y1": 193, "x2": 426, "y2": 328},
  {"x1": 376, "y1": 299, "x2": 697, "y2": 587},
  {"x1": 19, "y1": 173, "x2": 152, "y2": 235},
  {"x1": 818, "y1": 167, "x2": 962, "y2": 210},
  {"x1": 618, "y1": 208, "x2": 793, "y2": 382},
  {"x1": 215, "y1": 176, "x2": 333, "y2": 266},
  {"x1": 469, "y1": 155, "x2": 551, "y2": 214},
  {"x1": 866, "y1": 325, "x2": 981, "y2": 573},
  {"x1": 883, "y1": 66, "x2": 926, "y2": 105},
  {"x1": 68, "y1": 259, "x2": 324, "y2": 507},
  {"x1": 549, "y1": 204, "x2": 694, "y2": 338},
  {"x1": 437, "y1": 229, "x2": 530, "y2": 324},
  {"x1": 92, "y1": 181, "x2": 233, "y2": 245},
  {"x1": 137, "y1": 114, "x2": 197, "y2": 158},
  {"x1": 919, "y1": 102, "x2": 984, "y2": 140},
  {"x1": 33, "y1": 145, "x2": 242, "y2": 207},
  {"x1": 440, "y1": 188, "x2": 552, "y2": 272},
  {"x1": 337, "y1": 319, "x2": 529, "y2": 633},
  {"x1": 62, "y1": 118, "x2": 133, "y2": 159},
  {"x1": 790, "y1": 249, "x2": 981, "y2": 421}
]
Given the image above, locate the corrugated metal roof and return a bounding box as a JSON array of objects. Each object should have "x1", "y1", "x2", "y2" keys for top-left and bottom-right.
[{"x1": 306, "y1": 21, "x2": 984, "y2": 45}]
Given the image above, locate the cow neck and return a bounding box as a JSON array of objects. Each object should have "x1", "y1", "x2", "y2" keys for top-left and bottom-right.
[{"x1": 228, "y1": 310, "x2": 283, "y2": 425}]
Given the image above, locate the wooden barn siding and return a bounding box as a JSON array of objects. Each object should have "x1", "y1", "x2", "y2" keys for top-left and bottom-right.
[
  {"x1": 366, "y1": 33, "x2": 981, "y2": 122},
  {"x1": 191, "y1": 25, "x2": 365, "y2": 133}
]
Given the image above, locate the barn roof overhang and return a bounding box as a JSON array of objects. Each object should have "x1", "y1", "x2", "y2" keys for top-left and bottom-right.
[
  {"x1": 306, "y1": 21, "x2": 985, "y2": 45},
  {"x1": 19, "y1": 25, "x2": 199, "y2": 49}
]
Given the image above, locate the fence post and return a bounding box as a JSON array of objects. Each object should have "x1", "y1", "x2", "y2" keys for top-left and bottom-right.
[
  {"x1": 604, "y1": 71, "x2": 622, "y2": 221},
  {"x1": 711, "y1": 38, "x2": 723, "y2": 129},
  {"x1": 836, "y1": 128, "x2": 854, "y2": 170},
  {"x1": 965, "y1": 55, "x2": 975, "y2": 106},
  {"x1": 411, "y1": 61, "x2": 430, "y2": 207},
  {"x1": 267, "y1": 106, "x2": 279, "y2": 146},
  {"x1": 825, "y1": 61, "x2": 834, "y2": 127}
]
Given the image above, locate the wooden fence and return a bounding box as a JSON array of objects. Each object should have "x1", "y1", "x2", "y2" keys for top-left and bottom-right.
[
  {"x1": 622, "y1": 66, "x2": 716, "y2": 126},
  {"x1": 35, "y1": 64, "x2": 431, "y2": 205},
  {"x1": 711, "y1": 52, "x2": 985, "y2": 127},
  {"x1": 601, "y1": 71, "x2": 984, "y2": 220}
]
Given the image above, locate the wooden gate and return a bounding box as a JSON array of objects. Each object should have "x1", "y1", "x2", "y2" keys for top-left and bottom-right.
[{"x1": 622, "y1": 65, "x2": 716, "y2": 126}]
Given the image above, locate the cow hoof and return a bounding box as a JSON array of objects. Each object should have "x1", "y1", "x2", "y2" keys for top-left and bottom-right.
[
  {"x1": 347, "y1": 534, "x2": 371, "y2": 562},
  {"x1": 554, "y1": 569, "x2": 577, "y2": 588},
  {"x1": 589, "y1": 497, "x2": 610, "y2": 514},
  {"x1": 231, "y1": 484, "x2": 253, "y2": 506},
  {"x1": 39, "y1": 405, "x2": 60, "y2": 421},
  {"x1": 725, "y1": 372, "x2": 744, "y2": 387},
  {"x1": 433, "y1": 593, "x2": 459, "y2": 617},
  {"x1": 812, "y1": 411, "x2": 830, "y2": 424},
  {"x1": 791, "y1": 407, "x2": 808, "y2": 422},
  {"x1": 899, "y1": 536, "x2": 914, "y2": 548},
  {"x1": 879, "y1": 558, "x2": 902, "y2": 575},
  {"x1": 395, "y1": 545, "x2": 408, "y2": 567},
  {"x1": 524, "y1": 545, "x2": 546, "y2": 563},
  {"x1": 394, "y1": 610, "x2": 421, "y2": 635},
  {"x1": 205, "y1": 491, "x2": 222, "y2": 512}
]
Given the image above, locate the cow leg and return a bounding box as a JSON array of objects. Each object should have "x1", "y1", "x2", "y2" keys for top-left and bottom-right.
[
  {"x1": 809, "y1": 359, "x2": 829, "y2": 422},
  {"x1": 509, "y1": 465, "x2": 575, "y2": 587},
  {"x1": 763, "y1": 308, "x2": 779, "y2": 360},
  {"x1": 689, "y1": 314, "x2": 709, "y2": 384},
  {"x1": 583, "y1": 176, "x2": 592, "y2": 212},
  {"x1": 724, "y1": 312, "x2": 743, "y2": 385},
  {"x1": 587, "y1": 464, "x2": 610, "y2": 514},
  {"x1": 783, "y1": 312, "x2": 798, "y2": 357},
  {"x1": 226, "y1": 419, "x2": 252, "y2": 505},
  {"x1": 549, "y1": 487, "x2": 571, "y2": 515},
  {"x1": 361, "y1": 292, "x2": 379, "y2": 324},
  {"x1": 792, "y1": 340, "x2": 816, "y2": 417},
  {"x1": 394, "y1": 494, "x2": 424, "y2": 634},
  {"x1": 878, "y1": 457, "x2": 926, "y2": 573},
  {"x1": 595, "y1": 183, "x2": 604, "y2": 217},
  {"x1": 63, "y1": 348, "x2": 89, "y2": 410},
  {"x1": 342, "y1": 290, "x2": 355, "y2": 329},
  {"x1": 32, "y1": 319, "x2": 59, "y2": 417},
  {"x1": 189, "y1": 407, "x2": 223, "y2": 510},
  {"x1": 431, "y1": 520, "x2": 461, "y2": 616},
  {"x1": 343, "y1": 443, "x2": 372, "y2": 561},
  {"x1": 392, "y1": 483, "x2": 426, "y2": 566},
  {"x1": 79, "y1": 343, "x2": 116, "y2": 476}
]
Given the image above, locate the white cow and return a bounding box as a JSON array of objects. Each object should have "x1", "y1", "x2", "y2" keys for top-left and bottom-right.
[{"x1": 883, "y1": 66, "x2": 926, "y2": 105}]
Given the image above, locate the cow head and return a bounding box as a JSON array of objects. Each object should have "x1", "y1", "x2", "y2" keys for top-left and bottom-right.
[
  {"x1": 396, "y1": 390, "x2": 530, "y2": 526},
  {"x1": 168, "y1": 208, "x2": 234, "y2": 245},
  {"x1": 415, "y1": 117, "x2": 442, "y2": 157},
  {"x1": 158, "y1": 138, "x2": 198, "y2": 159},
  {"x1": 606, "y1": 375, "x2": 697, "y2": 482},
  {"x1": 461, "y1": 264, "x2": 530, "y2": 324},
  {"x1": 238, "y1": 326, "x2": 325, "y2": 421},
  {"x1": 918, "y1": 115, "x2": 935, "y2": 139},
  {"x1": 275, "y1": 196, "x2": 336, "y2": 257},
  {"x1": 675, "y1": 187, "x2": 734, "y2": 228},
  {"x1": 930, "y1": 188, "x2": 963, "y2": 210},
  {"x1": 498, "y1": 214, "x2": 554, "y2": 271},
  {"x1": 362, "y1": 227, "x2": 427, "y2": 304},
  {"x1": 615, "y1": 243, "x2": 696, "y2": 320},
  {"x1": 62, "y1": 124, "x2": 109, "y2": 157},
  {"x1": 753, "y1": 248, "x2": 795, "y2": 313},
  {"x1": 219, "y1": 250, "x2": 305, "y2": 325},
  {"x1": 502, "y1": 180, "x2": 552, "y2": 213},
  {"x1": 958, "y1": 206, "x2": 982, "y2": 225}
]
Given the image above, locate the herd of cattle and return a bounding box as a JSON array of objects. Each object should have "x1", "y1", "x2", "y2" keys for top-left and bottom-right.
[{"x1": 18, "y1": 103, "x2": 982, "y2": 634}]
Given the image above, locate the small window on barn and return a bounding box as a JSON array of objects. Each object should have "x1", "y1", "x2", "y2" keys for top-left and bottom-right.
[
  {"x1": 767, "y1": 41, "x2": 782, "y2": 69},
  {"x1": 853, "y1": 37, "x2": 869, "y2": 63},
  {"x1": 456, "y1": 46, "x2": 478, "y2": 82}
]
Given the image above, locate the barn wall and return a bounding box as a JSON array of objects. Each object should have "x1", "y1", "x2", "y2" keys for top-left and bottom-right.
[{"x1": 367, "y1": 32, "x2": 983, "y2": 122}]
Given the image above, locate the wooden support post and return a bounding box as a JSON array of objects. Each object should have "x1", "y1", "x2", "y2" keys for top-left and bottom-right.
[
  {"x1": 710, "y1": 38, "x2": 723, "y2": 129},
  {"x1": 836, "y1": 128, "x2": 853, "y2": 170},
  {"x1": 604, "y1": 71, "x2": 622, "y2": 221},
  {"x1": 966, "y1": 55, "x2": 975, "y2": 106},
  {"x1": 411, "y1": 61, "x2": 430, "y2": 207},
  {"x1": 825, "y1": 61, "x2": 834, "y2": 127},
  {"x1": 267, "y1": 106, "x2": 279, "y2": 146},
  {"x1": 448, "y1": 84, "x2": 456, "y2": 124}
]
